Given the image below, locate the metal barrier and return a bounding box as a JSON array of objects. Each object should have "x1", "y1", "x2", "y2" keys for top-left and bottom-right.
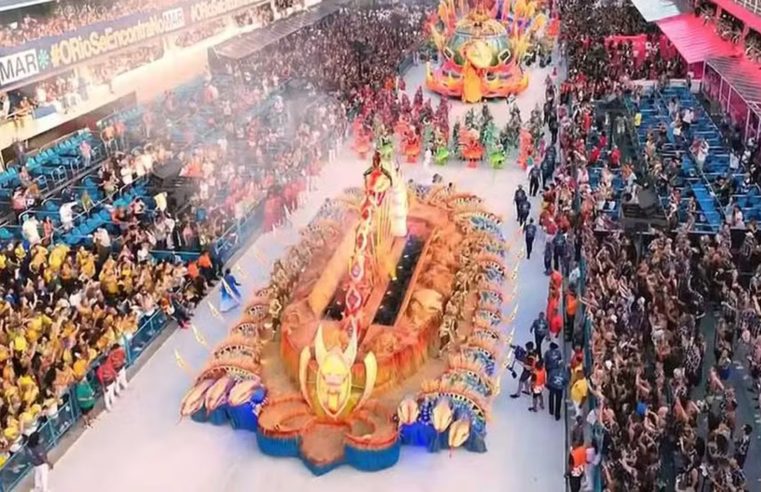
[
  {"x1": 0, "y1": 398, "x2": 77, "y2": 492},
  {"x1": 0, "y1": 192, "x2": 266, "y2": 491},
  {"x1": 0, "y1": 308, "x2": 170, "y2": 491},
  {"x1": 576, "y1": 260, "x2": 603, "y2": 492}
]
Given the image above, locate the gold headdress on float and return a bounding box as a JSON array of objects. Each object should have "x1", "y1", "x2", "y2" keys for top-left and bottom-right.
[{"x1": 298, "y1": 324, "x2": 377, "y2": 419}]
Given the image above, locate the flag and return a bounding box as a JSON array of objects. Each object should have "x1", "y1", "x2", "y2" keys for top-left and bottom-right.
[
  {"x1": 174, "y1": 349, "x2": 190, "y2": 372},
  {"x1": 191, "y1": 324, "x2": 208, "y2": 348},
  {"x1": 207, "y1": 301, "x2": 224, "y2": 322}
]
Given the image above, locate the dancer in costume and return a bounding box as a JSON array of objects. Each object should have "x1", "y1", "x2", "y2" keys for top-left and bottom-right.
[{"x1": 220, "y1": 268, "x2": 243, "y2": 312}]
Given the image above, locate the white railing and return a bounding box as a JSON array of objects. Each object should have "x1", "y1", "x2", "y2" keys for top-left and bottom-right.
[{"x1": 733, "y1": 0, "x2": 761, "y2": 16}]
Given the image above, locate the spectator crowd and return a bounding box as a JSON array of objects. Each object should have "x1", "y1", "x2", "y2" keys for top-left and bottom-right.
[
  {"x1": 529, "y1": 1, "x2": 761, "y2": 490},
  {"x1": 0, "y1": 4, "x2": 427, "y2": 471}
]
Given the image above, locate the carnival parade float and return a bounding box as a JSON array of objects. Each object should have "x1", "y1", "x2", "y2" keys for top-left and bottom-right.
[
  {"x1": 179, "y1": 151, "x2": 521, "y2": 475},
  {"x1": 425, "y1": 0, "x2": 549, "y2": 103}
]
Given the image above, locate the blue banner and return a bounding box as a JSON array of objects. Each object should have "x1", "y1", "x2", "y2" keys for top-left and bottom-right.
[{"x1": 0, "y1": 0, "x2": 266, "y2": 87}]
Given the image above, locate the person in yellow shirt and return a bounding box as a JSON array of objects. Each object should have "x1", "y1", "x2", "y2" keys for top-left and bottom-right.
[
  {"x1": 10, "y1": 333, "x2": 27, "y2": 354},
  {"x1": 102, "y1": 270, "x2": 119, "y2": 301},
  {"x1": 570, "y1": 369, "x2": 588, "y2": 418},
  {"x1": 80, "y1": 251, "x2": 96, "y2": 280},
  {"x1": 60, "y1": 259, "x2": 75, "y2": 292},
  {"x1": 48, "y1": 244, "x2": 69, "y2": 274},
  {"x1": 72, "y1": 358, "x2": 88, "y2": 380},
  {"x1": 29, "y1": 245, "x2": 47, "y2": 274},
  {"x1": 53, "y1": 363, "x2": 74, "y2": 397},
  {"x1": 13, "y1": 243, "x2": 26, "y2": 263},
  {"x1": 3, "y1": 415, "x2": 20, "y2": 450},
  {"x1": 18, "y1": 370, "x2": 39, "y2": 405},
  {"x1": 19, "y1": 404, "x2": 40, "y2": 436}
]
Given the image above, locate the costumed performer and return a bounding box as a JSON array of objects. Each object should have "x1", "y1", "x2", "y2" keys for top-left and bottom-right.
[{"x1": 220, "y1": 268, "x2": 243, "y2": 312}]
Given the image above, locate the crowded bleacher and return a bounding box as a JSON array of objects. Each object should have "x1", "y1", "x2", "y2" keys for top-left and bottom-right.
[
  {"x1": 0, "y1": 0, "x2": 186, "y2": 48},
  {"x1": 552, "y1": 0, "x2": 761, "y2": 490}
]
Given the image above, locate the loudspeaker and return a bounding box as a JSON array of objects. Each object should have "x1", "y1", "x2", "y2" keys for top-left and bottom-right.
[{"x1": 636, "y1": 188, "x2": 659, "y2": 215}]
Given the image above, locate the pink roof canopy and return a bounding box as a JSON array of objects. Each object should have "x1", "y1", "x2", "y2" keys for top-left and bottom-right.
[{"x1": 657, "y1": 13, "x2": 741, "y2": 64}]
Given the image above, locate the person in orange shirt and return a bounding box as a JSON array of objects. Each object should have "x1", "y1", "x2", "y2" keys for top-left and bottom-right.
[
  {"x1": 529, "y1": 360, "x2": 546, "y2": 412},
  {"x1": 198, "y1": 251, "x2": 217, "y2": 284},
  {"x1": 568, "y1": 439, "x2": 587, "y2": 492},
  {"x1": 565, "y1": 289, "x2": 578, "y2": 342},
  {"x1": 549, "y1": 309, "x2": 563, "y2": 339},
  {"x1": 187, "y1": 261, "x2": 200, "y2": 280}
]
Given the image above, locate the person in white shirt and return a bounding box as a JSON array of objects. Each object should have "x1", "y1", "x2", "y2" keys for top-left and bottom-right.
[
  {"x1": 120, "y1": 163, "x2": 134, "y2": 186},
  {"x1": 59, "y1": 201, "x2": 77, "y2": 231},
  {"x1": 137, "y1": 242, "x2": 151, "y2": 263},
  {"x1": 154, "y1": 192, "x2": 167, "y2": 212},
  {"x1": 0, "y1": 92, "x2": 9, "y2": 119},
  {"x1": 94, "y1": 227, "x2": 111, "y2": 249},
  {"x1": 35, "y1": 85, "x2": 47, "y2": 106},
  {"x1": 69, "y1": 290, "x2": 82, "y2": 309},
  {"x1": 682, "y1": 108, "x2": 694, "y2": 131},
  {"x1": 21, "y1": 216, "x2": 41, "y2": 245}
]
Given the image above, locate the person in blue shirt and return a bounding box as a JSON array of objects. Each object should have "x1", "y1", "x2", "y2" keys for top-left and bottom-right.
[
  {"x1": 219, "y1": 268, "x2": 242, "y2": 313},
  {"x1": 545, "y1": 343, "x2": 567, "y2": 421}
]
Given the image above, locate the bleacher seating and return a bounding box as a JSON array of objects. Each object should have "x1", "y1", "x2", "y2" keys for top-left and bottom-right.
[{"x1": 626, "y1": 85, "x2": 761, "y2": 232}]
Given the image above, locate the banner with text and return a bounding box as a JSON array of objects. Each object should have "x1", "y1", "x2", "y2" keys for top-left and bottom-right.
[{"x1": 0, "y1": 0, "x2": 266, "y2": 87}]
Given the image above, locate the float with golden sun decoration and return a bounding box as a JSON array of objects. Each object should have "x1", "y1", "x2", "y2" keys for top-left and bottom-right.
[
  {"x1": 178, "y1": 154, "x2": 519, "y2": 474},
  {"x1": 425, "y1": 0, "x2": 550, "y2": 103}
]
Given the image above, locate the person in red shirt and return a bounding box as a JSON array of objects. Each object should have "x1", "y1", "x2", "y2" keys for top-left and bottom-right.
[
  {"x1": 610, "y1": 145, "x2": 621, "y2": 167},
  {"x1": 570, "y1": 345, "x2": 584, "y2": 371},
  {"x1": 598, "y1": 131, "x2": 608, "y2": 149},
  {"x1": 588, "y1": 146, "x2": 600, "y2": 165},
  {"x1": 114, "y1": 119, "x2": 127, "y2": 151},
  {"x1": 108, "y1": 344, "x2": 128, "y2": 395},
  {"x1": 96, "y1": 358, "x2": 117, "y2": 411}
]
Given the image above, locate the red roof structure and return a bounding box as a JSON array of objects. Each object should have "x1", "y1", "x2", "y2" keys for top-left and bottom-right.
[{"x1": 657, "y1": 13, "x2": 741, "y2": 64}]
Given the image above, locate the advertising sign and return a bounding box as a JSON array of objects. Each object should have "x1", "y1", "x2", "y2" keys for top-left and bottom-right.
[
  {"x1": 0, "y1": 49, "x2": 41, "y2": 86},
  {"x1": 0, "y1": 0, "x2": 263, "y2": 88}
]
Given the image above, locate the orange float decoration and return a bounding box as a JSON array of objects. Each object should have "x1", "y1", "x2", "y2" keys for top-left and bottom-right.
[
  {"x1": 179, "y1": 155, "x2": 522, "y2": 475},
  {"x1": 426, "y1": 0, "x2": 548, "y2": 102}
]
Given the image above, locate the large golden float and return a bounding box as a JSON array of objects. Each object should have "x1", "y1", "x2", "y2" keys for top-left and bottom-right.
[{"x1": 179, "y1": 154, "x2": 519, "y2": 474}]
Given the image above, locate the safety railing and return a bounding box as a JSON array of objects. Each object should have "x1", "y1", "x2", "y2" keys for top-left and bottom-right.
[
  {"x1": 574, "y1": 257, "x2": 603, "y2": 492},
  {"x1": 0, "y1": 157, "x2": 274, "y2": 492},
  {"x1": 0, "y1": 307, "x2": 167, "y2": 492}
]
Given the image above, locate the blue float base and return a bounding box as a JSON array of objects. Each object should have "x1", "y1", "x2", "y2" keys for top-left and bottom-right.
[
  {"x1": 399, "y1": 423, "x2": 487, "y2": 453},
  {"x1": 345, "y1": 441, "x2": 401, "y2": 471},
  {"x1": 254, "y1": 429, "x2": 400, "y2": 475},
  {"x1": 190, "y1": 409, "x2": 208, "y2": 424},
  {"x1": 207, "y1": 407, "x2": 229, "y2": 426},
  {"x1": 256, "y1": 432, "x2": 300, "y2": 457},
  {"x1": 228, "y1": 403, "x2": 258, "y2": 432}
]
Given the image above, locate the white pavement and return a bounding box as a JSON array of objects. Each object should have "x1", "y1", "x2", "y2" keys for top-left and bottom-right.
[{"x1": 45, "y1": 63, "x2": 563, "y2": 492}]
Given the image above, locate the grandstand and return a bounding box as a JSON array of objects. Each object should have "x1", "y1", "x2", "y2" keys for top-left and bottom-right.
[{"x1": 0, "y1": 1, "x2": 340, "y2": 488}]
